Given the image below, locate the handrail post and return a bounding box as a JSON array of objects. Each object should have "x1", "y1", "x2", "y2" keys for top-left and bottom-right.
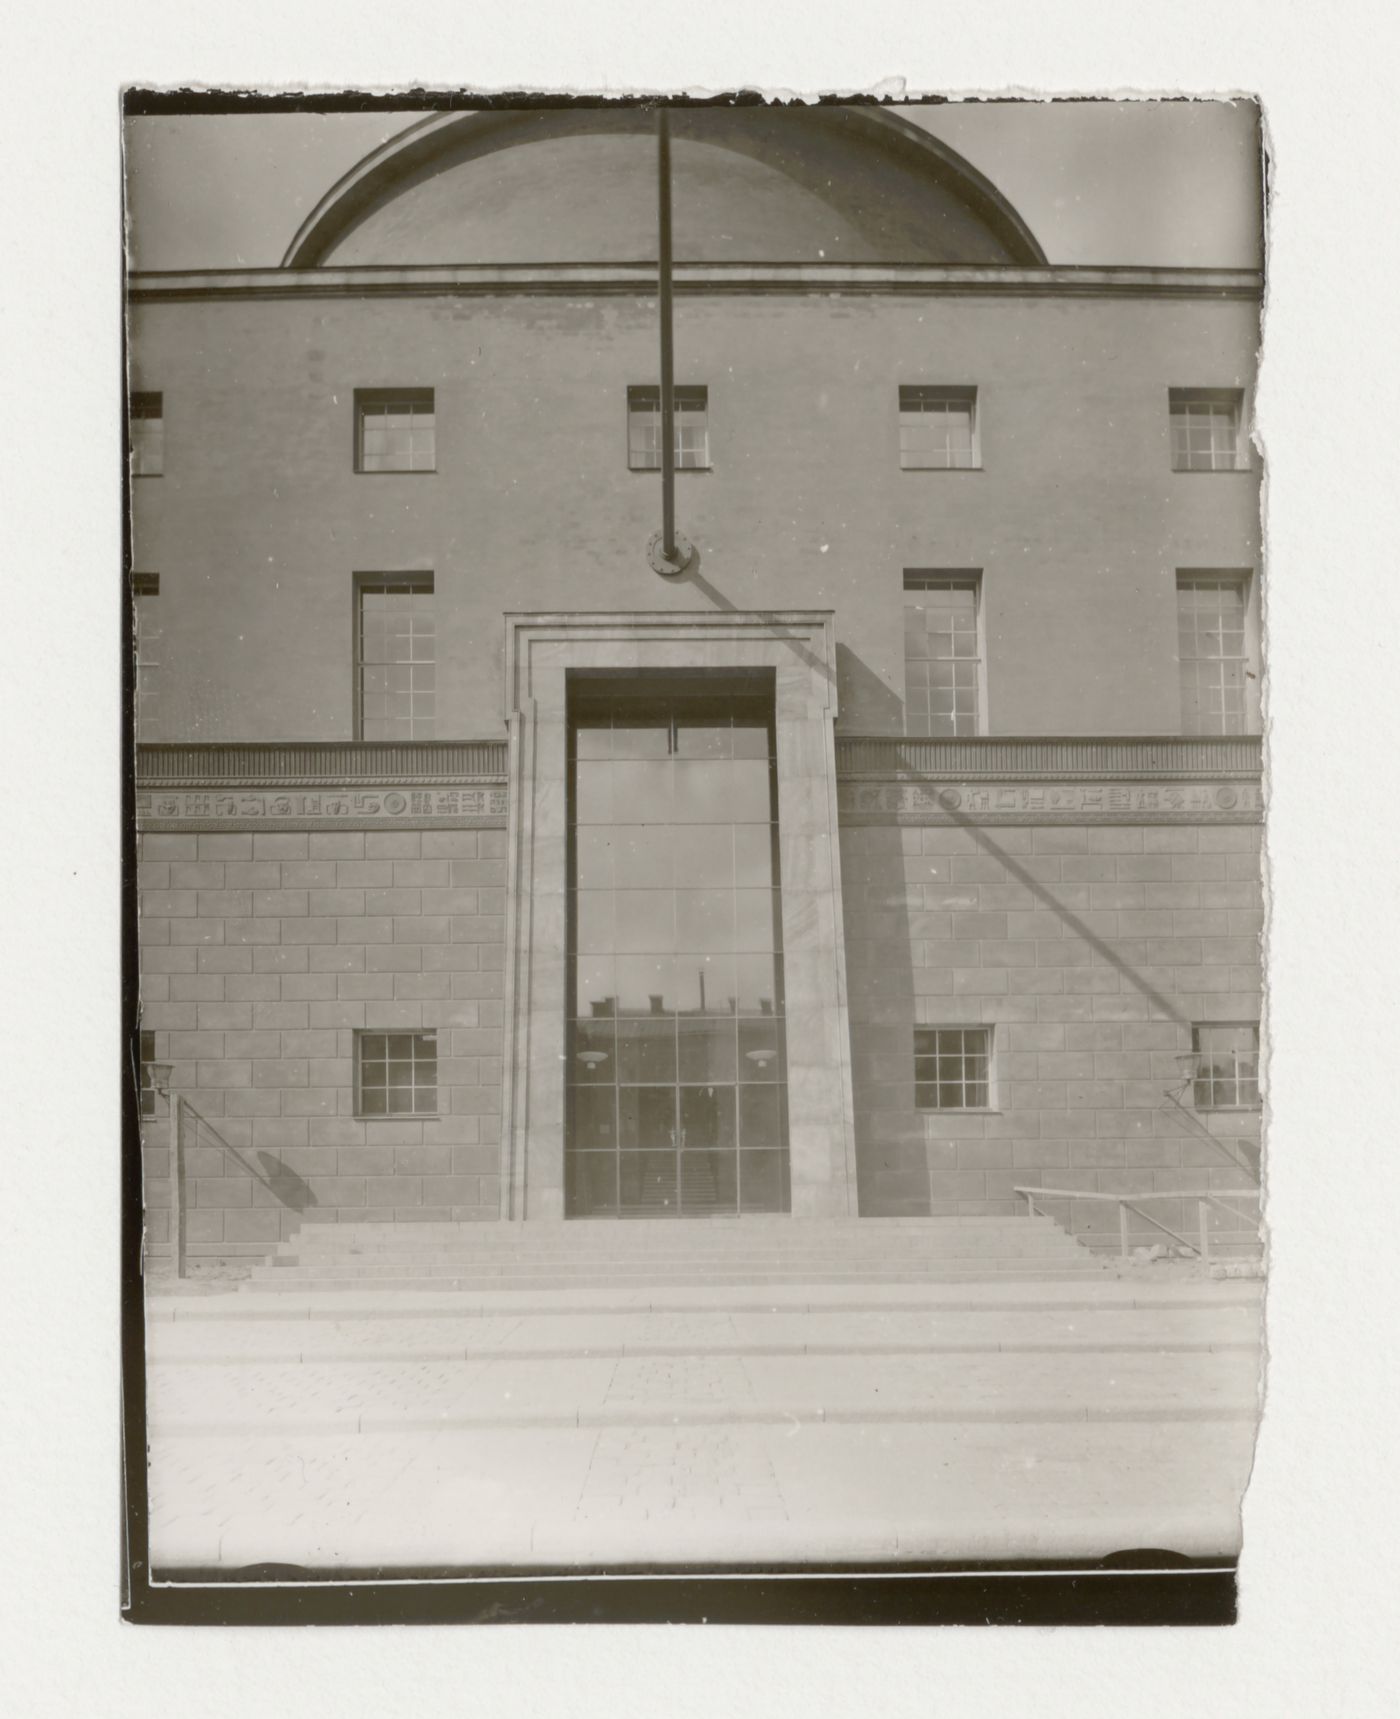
[
  {"x1": 1118, "y1": 1200, "x2": 1130, "y2": 1260},
  {"x1": 1198, "y1": 1198, "x2": 1211, "y2": 1267}
]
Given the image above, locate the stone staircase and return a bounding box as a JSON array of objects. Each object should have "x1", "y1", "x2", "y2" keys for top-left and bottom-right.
[{"x1": 245, "y1": 1214, "x2": 1107, "y2": 1293}]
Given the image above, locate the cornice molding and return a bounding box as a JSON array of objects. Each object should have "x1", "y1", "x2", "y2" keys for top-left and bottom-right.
[
  {"x1": 135, "y1": 735, "x2": 1262, "y2": 788},
  {"x1": 834, "y1": 735, "x2": 1262, "y2": 781},
  {"x1": 128, "y1": 262, "x2": 1264, "y2": 306},
  {"x1": 135, "y1": 741, "x2": 508, "y2": 786}
]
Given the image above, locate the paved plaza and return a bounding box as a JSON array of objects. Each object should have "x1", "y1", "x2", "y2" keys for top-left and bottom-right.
[{"x1": 144, "y1": 1278, "x2": 1262, "y2": 1571}]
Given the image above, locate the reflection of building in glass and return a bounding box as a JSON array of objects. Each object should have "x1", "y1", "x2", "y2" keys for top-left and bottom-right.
[
  {"x1": 129, "y1": 107, "x2": 1264, "y2": 1268},
  {"x1": 567, "y1": 688, "x2": 787, "y2": 1216}
]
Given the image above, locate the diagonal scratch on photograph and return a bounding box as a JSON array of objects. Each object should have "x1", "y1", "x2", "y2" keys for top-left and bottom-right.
[{"x1": 123, "y1": 92, "x2": 1266, "y2": 1610}]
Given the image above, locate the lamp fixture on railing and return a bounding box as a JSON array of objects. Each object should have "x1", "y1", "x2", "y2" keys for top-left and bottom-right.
[{"x1": 1170, "y1": 1051, "x2": 1200, "y2": 1094}]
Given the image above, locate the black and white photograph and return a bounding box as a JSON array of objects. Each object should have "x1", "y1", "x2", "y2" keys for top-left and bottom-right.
[
  {"x1": 118, "y1": 92, "x2": 1271, "y2": 1624},
  {"x1": 16, "y1": 0, "x2": 1400, "y2": 1697}
]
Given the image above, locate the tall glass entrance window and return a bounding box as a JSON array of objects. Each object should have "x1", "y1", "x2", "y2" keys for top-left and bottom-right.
[{"x1": 566, "y1": 679, "x2": 789, "y2": 1217}]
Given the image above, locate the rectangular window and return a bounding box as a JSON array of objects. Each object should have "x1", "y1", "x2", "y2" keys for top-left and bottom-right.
[
  {"x1": 356, "y1": 576, "x2": 435, "y2": 741},
  {"x1": 130, "y1": 391, "x2": 164, "y2": 477},
  {"x1": 915, "y1": 1028, "x2": 992, "y2": 1111},
  {"x1": 627, "y1": 385, "x2": 710, "y2": 470},
  {"x1": 904, "y1": 573, "x2": 982, "y2": 736},
  {"x1": 1177, "y1": 573, "x2": 1252, "y2": 735},
  {"x1": 567, "y1": 680, "x2": 788, "y2": 1218},
  {"x1": 1170, "y1": 387, "x2": 1246, "y2": 471},
  {"x1": 132, "y1": 574, "x2": 160, "y2": 739},
  {"x1": 139, "y1": 1030, "x2": 159, "y2": 1119},
  {"x1": 357, "y1": 1031, "x2": 438, "y2": 1116},
  {"x1": 899, "y1": 385, "x2": 979, "y2": 469},
  {"x1": 356, "y1": 388, "x2": 436, "y2": 472},
  {"x1": 1192, "y1": 1023, "x2": 1260, "y2": 1111}
]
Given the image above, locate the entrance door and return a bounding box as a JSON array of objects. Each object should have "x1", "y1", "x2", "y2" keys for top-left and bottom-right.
[{"x1": 565, "y1": 680, "x2": 790, "y2": 1217}]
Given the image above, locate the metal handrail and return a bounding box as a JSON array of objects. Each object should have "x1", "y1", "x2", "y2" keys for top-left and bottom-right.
[
  {"x1": 146, "y1": 1073, "x2": 292, "y2": 1278},
  {"x1": 1015, "y1": 1184, "x2": 1262, "y2": 1264}
]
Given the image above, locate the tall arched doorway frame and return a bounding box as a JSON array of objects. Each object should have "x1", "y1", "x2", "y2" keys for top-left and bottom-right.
[{"x1": 501, "y1": 611, "x2": 857, "y2": 1221}]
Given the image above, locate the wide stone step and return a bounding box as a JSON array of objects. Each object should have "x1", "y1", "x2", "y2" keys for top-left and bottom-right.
[
  {"x1": 146, "y1": 1345, "x2": 1257, "y2": 1438},
  {"x1": 314, "y1": 1216, "x2": 1067, "y2": 1230},
  {"x1": 262, "y1": 1259, "x2": 1090, "y2": 1280},
  {"x1": 253, "y1": 1263, "x2": 1097, "y2": 1285},
  {"x1": 271, "y1": 1239, "x2": 1087, "y2": 1265},
  {"x1": 283, "y1": 1228, "x2": 1085, "y2": 1252},
  {"x1": 288, "y1": 1222, "x2": 1078, "y2": 1248},
  {"x1": 244, "y1": 1267, "x2": 1107, "y2": 1293},
  {"x1": 268, "y1": 1244, "x2": 1093, "y2": 1272},
  {"x1": 147, "y1": 1299, "x2": 1262, "y2": 1365}
]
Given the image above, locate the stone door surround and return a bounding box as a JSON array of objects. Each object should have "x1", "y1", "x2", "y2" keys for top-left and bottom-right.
[{"x1": 500, "y1": 612, "x2": 857, "y2": 1221}]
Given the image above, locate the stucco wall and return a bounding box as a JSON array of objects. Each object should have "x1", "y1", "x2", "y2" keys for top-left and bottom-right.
[{"x1": 129, "y1": 286, "x2": 1261, "y2": 742}]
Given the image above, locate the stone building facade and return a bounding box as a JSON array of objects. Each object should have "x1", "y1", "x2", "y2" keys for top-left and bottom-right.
[{"x1": 129, "y1": 107, "x2": 1264, "y2": 1266}]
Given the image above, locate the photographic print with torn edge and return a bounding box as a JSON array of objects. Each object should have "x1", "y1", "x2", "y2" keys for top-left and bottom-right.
[{"x1": 121, "y1": 89, "x2": 1266, "y2": 1627}]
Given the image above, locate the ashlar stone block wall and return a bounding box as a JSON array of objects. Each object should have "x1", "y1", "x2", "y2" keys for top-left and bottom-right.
[
  {"x1": 138, "y1": 826, "x2": 506, "y2": 1264},
  {"x1": 841, "y1": 818, "x2": 1264, "y2": 1245}
]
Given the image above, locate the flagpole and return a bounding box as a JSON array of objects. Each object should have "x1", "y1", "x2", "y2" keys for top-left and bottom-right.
[
  {"x1": 658, "y1": 106, "x2": 676, "y2": 561},
  {"x1": 648, "y1": 106, "x2": 693, "y2": 578}
]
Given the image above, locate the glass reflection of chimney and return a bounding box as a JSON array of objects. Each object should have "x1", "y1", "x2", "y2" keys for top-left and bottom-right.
[
  {"x1": 649, "y1": 994, "x2": 664, "y2": 1015},
  {"x1": 760, "y1": 997, "x2": 773, "y2": 1016}
]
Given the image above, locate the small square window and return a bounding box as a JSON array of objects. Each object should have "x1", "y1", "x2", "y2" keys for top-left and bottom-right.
[
  {"x1": 356, "y1": 389, "x2": 436, "y2": 473},
  {"x1": 356, "y1": 1030, "x2": 438, "y2": 1116},
  {"x1": 627, "y1": 386, "x2": 710, "y2": 470},
  {"x1": 899, "y1": 385, "x2": 979, "y2": 470},
  {"x1": 130, "y1": 391, "x2": 164, "y2": 477},
  {"x1": 914, "y1": 1027, "x2": 992, "y2": 1110},
  {"x1": 1169, "y1": 388, "x2": 1247, "y2": 472},
  {"x1": 1191, "y1": 1023, "x2": 1260, "y2": 1111}
]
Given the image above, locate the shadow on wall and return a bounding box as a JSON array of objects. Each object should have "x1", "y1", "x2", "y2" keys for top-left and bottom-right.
[
  {"x1": 847, "y1": 738, "x2": 1260, "y2": 1221},
  {"x1": 254, "y1": 1151, "x2": 318, "y2": 1212},
  {"x1": 180, "y1": 1103, "x2": 320, "y2": 1212},
  {"x1": 607, "y1": 563, "x2": 1260, "y2": 1219},
  {"x1": 836, "y1": 646, "x2": 905, "y2": 736},
  {"x1": 680, "y1": 558, "x2": 837, "y2": 691}
]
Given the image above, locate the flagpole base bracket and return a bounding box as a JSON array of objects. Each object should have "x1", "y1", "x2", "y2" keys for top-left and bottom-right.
[{"x1": 647, "y1": 531, "x2": 695, "y2": 578}]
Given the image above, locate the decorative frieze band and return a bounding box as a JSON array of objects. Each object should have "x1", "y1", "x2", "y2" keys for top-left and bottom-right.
[
  {"x1": 136, "y1": 785, "x2": 507, "y2": 831},
  {"x1": 134, "y1": 742, "x2": 511, "y2": 831},
  {"x1": 839, "y1": 779, "x2": 1263, "y2": 825},
  {"x1": 133, "y1": 736, "x2": 1264, "y2": 830}
]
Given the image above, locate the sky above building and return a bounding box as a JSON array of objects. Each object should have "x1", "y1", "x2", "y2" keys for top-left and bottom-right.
[{"x1": 123, "y1": 100, "x2": 1263, "y2": 273}]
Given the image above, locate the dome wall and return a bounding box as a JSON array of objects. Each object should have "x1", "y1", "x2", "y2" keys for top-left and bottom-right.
[{"x1": 293, "y1": 107, "x2": 1046, "y2": 268}]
